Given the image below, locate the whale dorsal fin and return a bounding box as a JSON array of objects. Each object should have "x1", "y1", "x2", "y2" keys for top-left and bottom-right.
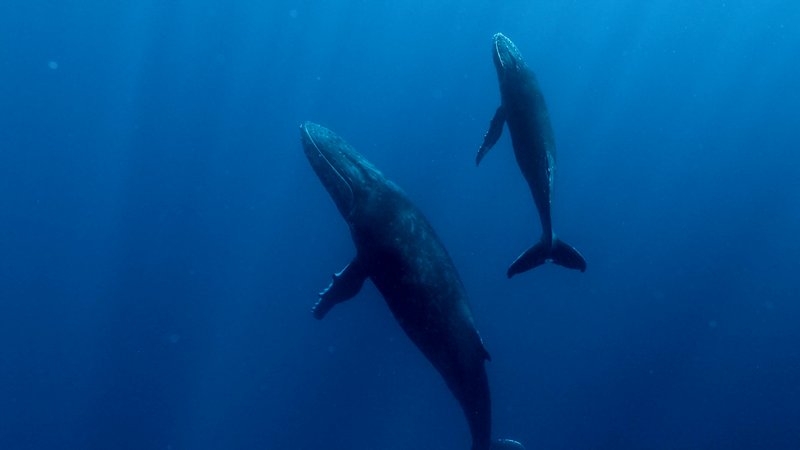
[
  {"x1": 476, "y1": 106, "x2": 506, "y2": 166},
  {"x1": 477, "y1": 332, "x2": 491, "y2": 361}
]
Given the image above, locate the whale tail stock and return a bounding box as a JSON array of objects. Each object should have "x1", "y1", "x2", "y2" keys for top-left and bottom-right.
[
  {"x1": 507, "y1": 235, "x2": 587, "y2": 278},
  {"x1": 488, "y1": 438, "x2": 526, "y2": 450}
]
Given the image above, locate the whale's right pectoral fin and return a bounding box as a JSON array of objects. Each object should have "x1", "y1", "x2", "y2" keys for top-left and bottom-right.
[
  {"x1": 476, "y1": 106, "x2": 506, "y2": 166},
  {"x1": 491, "y1": 438, "x2": 525, "y2": 450},
  {"x1": 313, "y1": 258, "x2": 367, "y2": 320}
]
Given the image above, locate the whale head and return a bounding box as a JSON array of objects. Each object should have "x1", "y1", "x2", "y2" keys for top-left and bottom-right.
[
  {"x1": 300, "y1": 122, "x2": 385, "y2": 220},
  {"x1": 492, "y1": 33, "x2": 525, "y2": 80}
]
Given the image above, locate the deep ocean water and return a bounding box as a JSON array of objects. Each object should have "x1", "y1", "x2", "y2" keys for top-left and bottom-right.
[{"x1": 1, "y1": 1, "x2": 798, "y2": 449}]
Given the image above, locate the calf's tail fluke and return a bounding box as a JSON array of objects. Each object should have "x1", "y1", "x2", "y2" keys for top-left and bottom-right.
[{"x1": 507, "y1": 235, "x2": 587, "y2": 278}]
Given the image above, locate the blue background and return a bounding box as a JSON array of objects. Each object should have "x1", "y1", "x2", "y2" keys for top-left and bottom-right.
[{"x1": 1, "y1": 1, "x2": 799, "y2": 449}]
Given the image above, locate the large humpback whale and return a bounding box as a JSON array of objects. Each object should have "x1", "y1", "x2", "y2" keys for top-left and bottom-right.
[
  {"x1": 477, "y1": 33, "x2": 587, "y2": 278},
  {"x1": 300, "y1": 122, "x2": 523, "y2": 450}
]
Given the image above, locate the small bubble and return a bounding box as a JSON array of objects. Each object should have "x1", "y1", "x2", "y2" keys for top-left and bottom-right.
[
  {"x1": 48, "y1": 61, "x2": 59, "y2": 70},
  {"x1": 708, "y1": 320, "x2": 718, "y2": 328},
  {"x1": 328, "y1": 345, "x2": 335, "y2": 354},
  {"x1": 288, "y1": 9, "x2": 298, "y2": 19}
]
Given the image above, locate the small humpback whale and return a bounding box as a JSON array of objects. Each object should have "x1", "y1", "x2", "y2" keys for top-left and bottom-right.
[
  {"x1": 477, "y1": 33, "x2": 587, "y2": 278},
  {"x1": 300, "y1": 122, "x2": 524, "y2": 450}
]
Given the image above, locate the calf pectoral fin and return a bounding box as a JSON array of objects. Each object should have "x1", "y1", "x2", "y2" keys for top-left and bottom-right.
[
  {"x1": 313, "y1": 258, "x2": 367, "y2": 320},
  {"x1": 476, "y1": 106, "x2": 506, "y2": 166}
]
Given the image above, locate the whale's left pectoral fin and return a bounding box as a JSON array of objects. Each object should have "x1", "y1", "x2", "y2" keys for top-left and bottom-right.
[
  {"x1": 313, "y1": 258, "x2": 367, "y2": 320},
  {"x1": 476, "y1": 106, "x2": 506, "y2": 166},
  {"x1": 491, "y1": 438, "x2": 525, "y2": 450}
]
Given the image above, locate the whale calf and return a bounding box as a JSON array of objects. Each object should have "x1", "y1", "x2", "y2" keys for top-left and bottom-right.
[
  {"x1": 301, "y1": 122, "x2": 523, "y2": 450},
  {"x1": 477, "y1": 33, "x2": 587, "y2": 277}
]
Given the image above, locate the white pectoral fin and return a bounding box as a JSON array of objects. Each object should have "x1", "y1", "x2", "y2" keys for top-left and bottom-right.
[
  {"x1": 312, "y1": 257, "x2": 367, "y2": 319},
  {"x1": 476, "y1": 106, "x2": 506, "y2": 166},
  {"x1": 491, "y1": 438, "x2": 525, "y2": 450}
]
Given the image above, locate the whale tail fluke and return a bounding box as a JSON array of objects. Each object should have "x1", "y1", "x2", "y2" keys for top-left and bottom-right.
[
  {"x1": 551, "y1": 237, "x2": 587, "y2": 272},
  {"x1": 507, "y1": 236, "x2": 587, "y2": 278},
  {"x1": 490, "y1": 438, "x2": 526, "y2": 450}
]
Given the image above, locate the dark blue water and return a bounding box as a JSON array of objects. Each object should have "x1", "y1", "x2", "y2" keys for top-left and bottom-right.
[{"x1": 2, "y1": 1, "x2": 799, "y2": 449}]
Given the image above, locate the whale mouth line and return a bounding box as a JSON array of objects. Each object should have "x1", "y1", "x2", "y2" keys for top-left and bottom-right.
[
  {"x1": 494, "y1": 38, "x2": 507, "y2": 71},
  {"x1": 303, "y1": 125, "x2": 356, "y2": 217}
]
